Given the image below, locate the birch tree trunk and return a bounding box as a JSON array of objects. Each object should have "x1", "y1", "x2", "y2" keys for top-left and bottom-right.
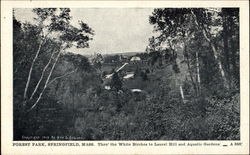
[
  {"x1": 29, "y1": 50, "x2": 56, "y2": 100},
  {"x1": 196, "y1": 51, "x2": 201, "y2": 93},
  {"x1": 23, "y1": 39, "x2": 44, "y2": 99},
  {"x1": 180, "y1": 85, "x2": 185, "y2": 103},
  {"x1": 28, "y1": 49, "x2": 62, "y2": 111},
  {"x1": 191, "y1": 10, "x2": 229, "y2": 89}
]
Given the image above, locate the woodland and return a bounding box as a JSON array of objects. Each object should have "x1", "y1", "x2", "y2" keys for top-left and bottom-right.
[{"x1": 13, "y1": 8, "x2": 239, "y2": 140}]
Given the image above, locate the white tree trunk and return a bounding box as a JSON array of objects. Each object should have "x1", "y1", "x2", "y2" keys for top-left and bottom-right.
[
  {"x1": 29, "y1": 50, "x2": 56, "y2": 100},
  {"x1": 23, "y1": 39, "x2": 44, "y2": 99},
  {"x1": 180, "y1": 85, "x2": 185, "y2": 101},
  {"x1": 28, "y1": 50, "x2": 62, "y2": 111},
  {"x1": 196, "y1": 51, "x2": 201, "y2": 92}
]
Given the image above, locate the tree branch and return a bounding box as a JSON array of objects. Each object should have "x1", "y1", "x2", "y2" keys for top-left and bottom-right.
[{"x1": 48, "y1": 69, "x2": 77, "y2": 86}]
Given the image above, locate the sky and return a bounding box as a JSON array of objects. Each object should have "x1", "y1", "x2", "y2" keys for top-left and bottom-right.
[{"x1": 15, "y1": 8, "x2": 155, "y2": 55}]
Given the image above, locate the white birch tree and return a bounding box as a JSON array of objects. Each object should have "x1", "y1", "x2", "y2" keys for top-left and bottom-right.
[{"x1": 22, "y1": 8, "x2": 94, "y2": 112}]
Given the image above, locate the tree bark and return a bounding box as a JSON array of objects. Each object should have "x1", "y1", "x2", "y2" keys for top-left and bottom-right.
[{"x1": 196, "y1": 51, "x2": 201, "y2": 93}]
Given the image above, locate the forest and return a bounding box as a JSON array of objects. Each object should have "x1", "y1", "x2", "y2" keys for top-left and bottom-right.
[{"x1": 13, "y1": 8, "x2": 239, "y2": 140}]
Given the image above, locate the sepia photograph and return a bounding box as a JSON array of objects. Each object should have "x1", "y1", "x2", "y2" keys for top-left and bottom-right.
[{"x1": 12, "y1": 7, "x2": 241, "y2": 141}]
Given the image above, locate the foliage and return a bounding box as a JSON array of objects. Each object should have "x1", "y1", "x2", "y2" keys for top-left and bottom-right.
[
  {"x1": 92, "y1": 53, "x2": 103, "y2": 71},
  {"x1": 103, "y1": 55, "x2": 121, "y2": 63},
  {"x1": 13, "y1": 8, "x2": 94, "y2": 139},
  {"x1": 110, "y1": 72, "x2": 123, "y2": 91}
]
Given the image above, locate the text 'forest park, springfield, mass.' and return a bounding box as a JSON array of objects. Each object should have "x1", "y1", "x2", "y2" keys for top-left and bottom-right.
[{"x1": 13, "y1": 142, "x2": 221, "y2": 147}]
